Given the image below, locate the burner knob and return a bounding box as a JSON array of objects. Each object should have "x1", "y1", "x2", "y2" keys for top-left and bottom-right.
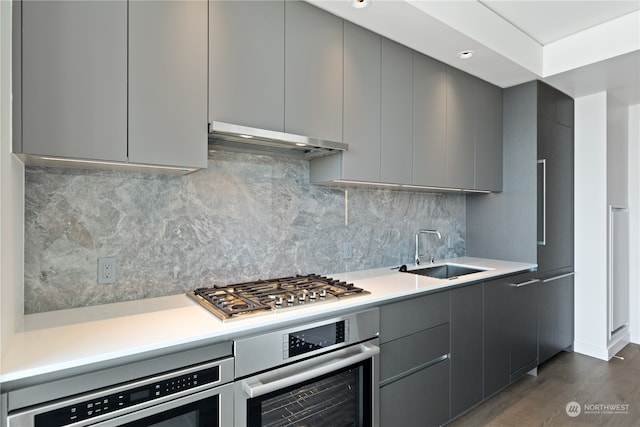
[
  {"x1": 287, "y1": 294, "x2": 295, "y2": 305},
  {"x1": 319, "y1": 289, "x2": 327, "y2": 298},
  {"x1": 275, "y1": 296, "x2": 283, "y2": 306},
  {"x1": 298, "y1": 292, "x2": 307, "y2": 302},
  {"x1": 309, "y1": 291, "x2": 317, "y2": 300}
]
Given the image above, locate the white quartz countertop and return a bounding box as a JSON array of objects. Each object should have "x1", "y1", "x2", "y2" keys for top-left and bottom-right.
[{"x1": 0, "y1": 257, "x2": 535, "y2": 388}]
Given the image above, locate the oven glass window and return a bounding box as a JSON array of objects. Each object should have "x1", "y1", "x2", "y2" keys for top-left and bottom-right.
[
  {"x1": 247, "y1": 362, "x2": 372, "y2": 427},
  {"x1": 121, "y1": 395, "x2": 218, "y2": 427}
]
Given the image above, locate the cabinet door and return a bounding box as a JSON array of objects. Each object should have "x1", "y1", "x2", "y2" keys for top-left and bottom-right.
[
  {"x1": 209, "y1": 0, "x2": 284, "y2": 131},
  {"x1": 484, "y1": 278, "x2": 511, "y2": 398},
  {"x1": 285, "y1": 0, "x2": 343, "y2": 142},
  {"x1": 380, "y1": 324, "x2": 449, "y2": 383},
  {"x1": 509, "y1": 276, "x2": 538, "y2": 380},
  {"x1": 451, "y1": 285, "x2": 483, "y2": 417},
  {"x1": 381, "y1": 38, "x2": 413, "y2": 184},
  {"x1": 413, "y1": 53, "x2": 446, "y2": 187},
  {"x1": 475, "y1": 79, "x2": 503, "y2": 191},
  {"x1": 380, "y1": 292, "x2": 450, "y2": 343},
  {"x1": 342, "y1": 22, "x2": 381, "y2": 182},
  {"x1": 538, "y1": 81, "x2": 574, "y2": 128},
  {"x1": 538, "y1": 274, "x2": 574, "y2": 364},
  {"x1": 129, "y1": 0, "x2": 208, "y2": 169},
  {"x1": 537, "y1": 116, "x2": 574, "y2": 273},
  {"x1": 21, "y1": 0, "x2": 127, "y2": 161},
  {"x1": 446, "y1": 67, "x2": 476, "y2": 189},
  {"x1": 380, "y1": 360, "x2": 450, "y2": 427}
]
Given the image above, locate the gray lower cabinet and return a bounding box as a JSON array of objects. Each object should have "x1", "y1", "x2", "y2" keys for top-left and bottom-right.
[
  {"x1": 538, "y1": 273, "x2": 574, "y2": 364},
  {"x1": 509, "y1": 274, "x2": 539, "y2": 381},
  {"x1": 128, "y1": 0, "x2": 208, "y2": 169},
  {"x1": 285, "y1": 0, "x2": 343, "y2": 143},
  {"x1": 379, "y1": 292, "x2": 450, "y2": 427},
  {"x1": 451, "y1": 285, "x2": 483, "y2": 418},
  {"x1": 18, "y1": 0, "x2": 127, "y2": 161},
  {"x1": 380, "y1": 356, "x2": 450, "y2": 427},
  {"x1": 483, "y1": 273, "x2": 538, "y2": 394},
  {"x1": 483, "y1": 278, "x2": 511, "y2": 398},
  {"x1": 209, "y1": 0, "x2": 285, "y2": 132},
  {"x1": 381, "y1": 38, "x2": 413, "y2": 184}
]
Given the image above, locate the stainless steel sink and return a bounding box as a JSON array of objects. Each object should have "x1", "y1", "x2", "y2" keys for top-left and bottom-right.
[{"x1": 402, "y1": 263, "x2": 487, "y2": 279}]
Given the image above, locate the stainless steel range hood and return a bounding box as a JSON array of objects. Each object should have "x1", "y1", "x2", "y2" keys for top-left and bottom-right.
[{"x1": 208, "y1": 121, "x2": 348, "y2": 160}]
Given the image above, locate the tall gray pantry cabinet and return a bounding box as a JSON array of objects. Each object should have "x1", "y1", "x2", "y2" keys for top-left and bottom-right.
[
  {"x1": 467, "y1": 80, "x2": 575, "y2": 373},
  {"x1": 13, "y1": 0, "x2": 207, "y2": 169}
]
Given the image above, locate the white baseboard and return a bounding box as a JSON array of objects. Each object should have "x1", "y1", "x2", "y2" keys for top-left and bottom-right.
[
  {"x1": 608, "y1": 334, "x2": 630, "y2": 359},
  {"x1": 573, "y1": 341, "x2": 609, "y2": 361}
]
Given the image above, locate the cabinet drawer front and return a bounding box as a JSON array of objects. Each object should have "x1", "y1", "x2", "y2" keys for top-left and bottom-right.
[
  {"x1": 380, "y1": 291, "x2": 450, "y2": 343},
  {"x1": 380, "y1": 359, "x2": 450, "y2": 427},
  {"x1": 380, "y1": 323, "x2": 450, "y2": 383}
]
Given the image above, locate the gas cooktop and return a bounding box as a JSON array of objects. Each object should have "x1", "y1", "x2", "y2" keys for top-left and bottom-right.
[{"x1": 188, "y1": 274, "x2": 369, "y2": 321}]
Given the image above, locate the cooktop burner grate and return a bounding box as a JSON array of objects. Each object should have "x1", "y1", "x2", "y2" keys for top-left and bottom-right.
[{"x1": 188, "y1": 274, "x2": 368, "y2": 321}]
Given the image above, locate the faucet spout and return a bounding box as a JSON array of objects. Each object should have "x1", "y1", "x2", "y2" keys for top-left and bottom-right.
[{"x1": 415, "y1": 229, "x2": 442, "y2": 265}]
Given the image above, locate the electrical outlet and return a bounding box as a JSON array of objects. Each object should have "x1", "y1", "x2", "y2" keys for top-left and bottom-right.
[
  {"x1": 343, "y1": 242, "x2": 353, "y2": 260},
  {"x1": 98, "y1": 257, "x2": 116, "y2": 284}
]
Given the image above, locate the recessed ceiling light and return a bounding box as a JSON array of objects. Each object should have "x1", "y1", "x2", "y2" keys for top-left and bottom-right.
[
  {"x1": 457, "y1": 50, "x2": 475, "y2": 59},
  {"x1": 352, "y1": 0, "x2": 371, "y2": 9}
]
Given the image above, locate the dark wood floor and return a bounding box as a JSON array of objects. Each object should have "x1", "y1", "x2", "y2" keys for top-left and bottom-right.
[{"x1": 447, "y1": 344, "x2": 640, "y2": 427}]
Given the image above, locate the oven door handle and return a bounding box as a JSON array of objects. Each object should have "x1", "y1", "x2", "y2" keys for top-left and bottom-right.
[{"x1": 241, "y1": 342, "x2": 379, "y2": 398}]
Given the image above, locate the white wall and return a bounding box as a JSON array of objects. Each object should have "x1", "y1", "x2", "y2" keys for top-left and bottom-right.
[
  {"x1": 574, "y1": 92, "x2": 636, "y2": 360},
  {"x1": 629, "y1": 103, "x2": 640, "y2": 344},
  {"x1": 0, "y1": 0, "x2": 25, "y2": 362},
  {"x1": 574, "y1": 92, "x2": 609, "y2": 359}
]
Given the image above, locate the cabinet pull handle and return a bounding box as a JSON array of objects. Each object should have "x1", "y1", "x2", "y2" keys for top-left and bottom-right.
[
  {"x1": 511, "y1": 279, "x2": 540, "y2": 288},
  {"x1": 537, "y1": 159, "x2": 546, "y2": 246},
  {"x1": 541, "y1": 272, "x2": 575, "y2": 283}
]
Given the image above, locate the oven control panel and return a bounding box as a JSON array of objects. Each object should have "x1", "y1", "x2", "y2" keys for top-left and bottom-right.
[
  {"x1": 285, "y1": 320, "x2": 348, "y2": 358},
  {"x1": 33, "y1": 366, "x2": 220, "y2": 426}
]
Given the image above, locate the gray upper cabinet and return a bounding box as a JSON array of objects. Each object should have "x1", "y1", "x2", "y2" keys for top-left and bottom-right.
[
  {"x1": 340, "y1": 22, "x2": 381, "y2": 182},
  {"x1": 446, "y1": 67, "x2": 476, "y2": 189},
  {"x1": 285, "y1": 0, "x2": 343, "y2": 143},
  {"x1": 381, "y1": 38, "x2": 413, "y2": 184},
  {"x1": 536, "y1": 83, "x2": 574, "y2": 274},
  {"x1": 475, "y1": 79, "x2": 503, "y2": 191},
  {"x1": 209, "y1": 1, "x2": 284, "y2": 131},
  {"x1": 309, "y1": 22, "x2": 381, "y2": 184},
  {"x1": 413, "y1": 54, "x2": 447, "y2": 187},
  {"x1": 129, "y1": 0, "x2": 208, "y2": 169},
  {"x1": 19, "y1": 0, "x2": 127, "y2": 161},
  {"x1": 17, "y1": 0, "x2": 207, "y2": 169}
]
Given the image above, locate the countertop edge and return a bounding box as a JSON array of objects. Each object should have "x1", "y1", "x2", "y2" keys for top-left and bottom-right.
[{"x1": 0, "y1": 257, "x2": 536, "y2": 389}]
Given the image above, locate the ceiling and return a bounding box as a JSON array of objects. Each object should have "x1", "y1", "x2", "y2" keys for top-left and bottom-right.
[{"x1": 306, "y1": 0, "x2": 640, "y2": 106}]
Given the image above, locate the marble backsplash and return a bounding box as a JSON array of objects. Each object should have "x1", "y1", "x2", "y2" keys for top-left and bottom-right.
[{"x1": 24, "y1": 151, "x2": 465, "y2": 313}]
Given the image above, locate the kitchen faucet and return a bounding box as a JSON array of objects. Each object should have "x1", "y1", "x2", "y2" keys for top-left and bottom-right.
[{"x1": 415, "y1": 229, "x2": 442, "y2": 265}]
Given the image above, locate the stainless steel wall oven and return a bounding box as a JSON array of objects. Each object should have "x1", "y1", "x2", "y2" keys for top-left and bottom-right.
[
  {"x1": 5, "y1": 343, "x2": 233, "y2": 427},
  {"x1": 234, "y1": 308, "x2": 380, "y2": 427}
]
